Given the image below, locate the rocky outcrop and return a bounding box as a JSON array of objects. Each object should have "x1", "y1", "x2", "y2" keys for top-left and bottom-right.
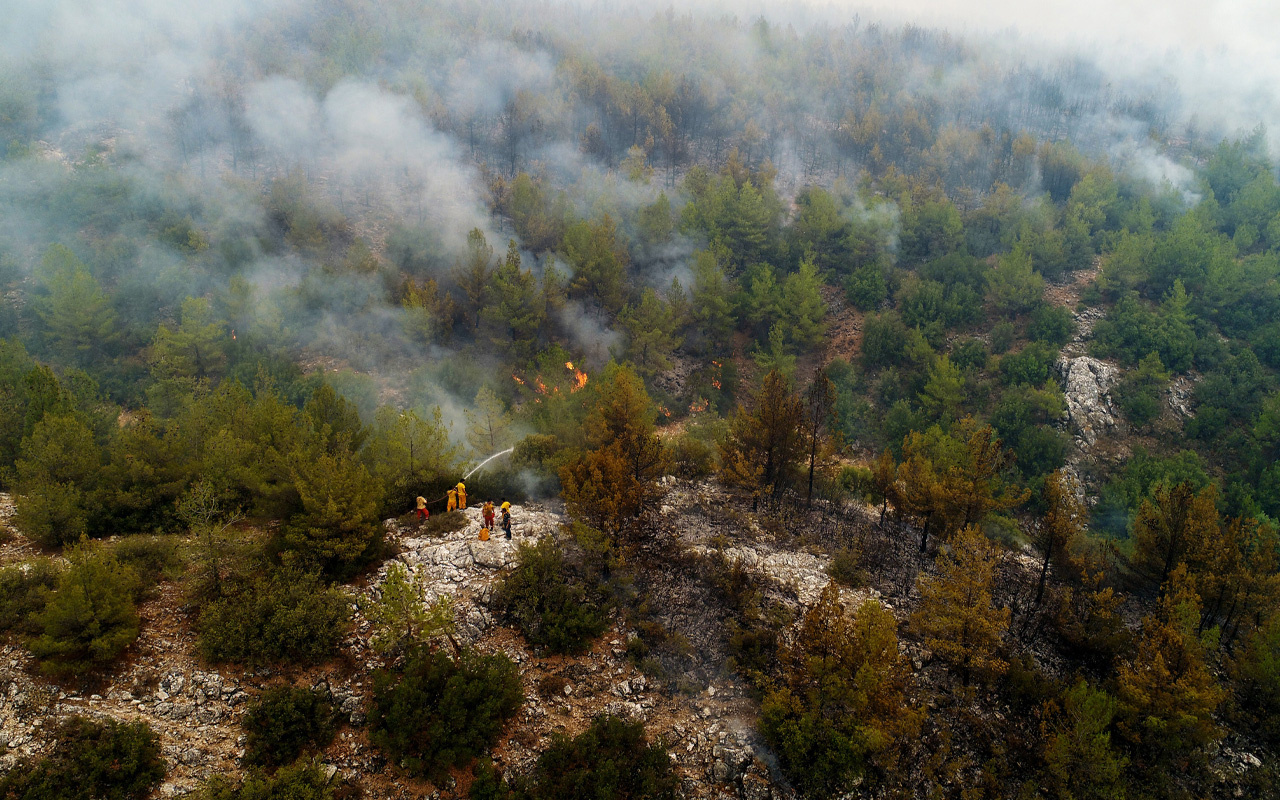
[
  {"x1": 379, "y1": 504, "x2": 563, "y2": 596},
  {"x1": 1057, "y1": 355, "x2": 1120, "y2": 448},
  {"x1": 688, "y1": 544, "x2": 833, "y2": 606}
]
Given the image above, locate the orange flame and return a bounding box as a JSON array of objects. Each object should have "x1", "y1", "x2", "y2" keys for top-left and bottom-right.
[
  {"x1": 534, "y1": 377, "x2": 549, "y2": 395},
  {"x1": 689, "y1": 397, "x2": 709, "y2": 413},
  {"x1": 658, "y1": 405, "x2": 672, "y2": 418},
  {"x1": 565, "y1": 361, "x2": 574, "y2": 370},
  {"x1": 571, "y1": 370, "x2": 588, "y2": 392}
]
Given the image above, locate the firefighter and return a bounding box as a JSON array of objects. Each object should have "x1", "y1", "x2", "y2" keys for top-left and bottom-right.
[
  {"x1": 415, "y1": 495, "x2": 429, "y2": 522},
  {"x1": 482, "y1": 500, "x2": 495, "y2": 530},
  {"x1": 456, "y1": 480, "x2": 468, "y2": 509},
  {"x1": 446, "y1": 487, "x2": 458, "y2": 513},
  {"x1": 500, "y1": 500, "x2": 512, "y2": 540}
]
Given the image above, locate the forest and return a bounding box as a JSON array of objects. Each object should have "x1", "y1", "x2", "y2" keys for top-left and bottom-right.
[{"x1": 0, "y1": 1, "x2": 1278, "y2": 798}]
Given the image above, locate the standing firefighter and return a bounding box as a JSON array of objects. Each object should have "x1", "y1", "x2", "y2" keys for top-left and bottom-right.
[
  {"x1": 415, "y1": 495, "x2": 429, "y2": 522},
  {"x1": 446, "y1": 488, "x2": 458, "y2": 513},
  {"x1": 500, "y1": 500, "x2": 512, "y2": 540},
  {"x1": 482, "y1": 500, "x2": 495, "y2": 531},
  {"x1": 456, "y1": 481, "x2": 468, "y2": 509}
]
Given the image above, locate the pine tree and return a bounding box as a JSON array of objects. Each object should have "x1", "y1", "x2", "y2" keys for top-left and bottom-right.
[
  {"x1": 744, "y1": 263, "x2": 782, "y2": 333},
  {"x1": 751, "y1": 323, "x2": 796, "y2": 380},
  {"x1": 911, "y1": 525, "x2": 1011, "y2": 685},
  {"x1": 719, "y1": 370, "x2": 804, "y2": 503},
  {"x1": 34, "y1": 244, "x2": 121, "y2": 368},
  {"x1": 666, "y1": 276, "x2": 691, "y2": 336},
  {"x1": 948, "y1": 418, "x2": 1029, "y2": 536},
  {"x1": 303, "y1": 383, "x2": 368, "y2": 455},
  {"x1": 560, "y1": 363, "x2": 666, "y2": 537},
  {"x1": 465, "y1": 387, "x2": 515, "y2": 456},
  {"x1": 636, "y1": 192, "x2": 674, "y2": 248},
  {"x1": 564, "y1": 216, "x2": 628, "y2": 314},
  {"x1": 690, "y1": 250, "x2": 735, "y2": 353},
  {"x1": 361, "y1": 562, "x2": 458, "y2": 656},
  {"x1": 987, "y1": 244, "x2": 1044, "y2": 316},
  {"x1": 1131, "y1": 482, "x2": 1219, "y2": 589},
  {"x1": 620, "y1": 287, "x2": 680, "y2": 376},
  {"x1": 363, "y1": 406, "x2": 459, "y2": 516},
  {"x1": 723, "y1": 180, "x2": 773, "y2": 270},
  {"x1": 781, "y1": 255, "x2": 827, "y2": 348},
  {"x1": 401, "y1": 276, "x2": 456, "y2": 345},
  {"x1": 802, "y1": 368, "x2": 838, "y2": 505},
  {"x1": 872, "y1": 448, "x2": 897, "y2": 525},
  {"x1": 894, "y1": 432, "x2": 944, "y2": 552},
  {"x1": 149, "y1": 297, "x2": 228, "y2": 382},
  {"x1": 1042, "y1": 680, "x2": 1128, "y2": 800},
  {"x1": 1033, "y1": 469, "x2": 1085, "y2": 608},
  {"x1": 28, "y1": 541, "x2": 140, "y2": 676},
  {"x1": 761, "y1": 585, "x2": 921, "y2": 794},
  {"x1": 482, "y1": 240, "x2": 546, "y2": 359},
  {"x1": 284, "y1": 447, "x2": 385, "y2": 575},
  {"x1": 453, "y1": 228, "x2": 495, "y2": 332},
  {"x1": 1115, "y1": 566, "x2": 1223, "y2": 766},
  {"x1": 919, "y1": 355, "x2": 964, "y2": 424},
  {"x1": 14, "y1": 413, "x2": 101, "y2": 546}
]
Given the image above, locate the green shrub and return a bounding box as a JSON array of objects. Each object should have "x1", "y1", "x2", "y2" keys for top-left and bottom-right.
[
  {"x1": 369, "y1": 647, "x2": 523, "y2": 781},
  {"x1": 242, "y1": 686, "x2": 337, "y2": 769},
  {"x1": 707, "y1": 556, "x2": 790, "y2": 682},
  {"x1": 493, "y1": 533, "x2": 616, "y2": 654},
  {"x1": 826, "y1": 546, "x2": 866, "y2": 588},
  {"x1": 0, "y1": 559, "x2": 59, "y2": 636},
  {"x1": 999, "y1": 342, "x2": 1058, "y2": 386},
  {"x1": 418, "y1": 510, "x2": 468, "y2": 538},
  {"x1": 196, "y1": 564, "x2": 351, "y2": 666},
  {"x1": 860, "y1": 312, "x2": 908, "y2": 370},
  {"x1": 1113, "y1": 352, "x2": 1169, "y2": 428},
  {"x1": 667, "y1": 431, "x2": 717, "y2": 480},
  {"x1": 112, "y1": 535, "x2": 183, "y2": 592},
  {"x1": 520, "y1": 716, "x2": 679, "y2": 800},
  {"x1": 844, "y1": 260, "x2": 888, "y2": 311},
  {"x1": 0, "y1": 715, "x2": 164, "y2": 800},
  {"x1": 836, "y1": 465, "x2": 874, "y2": 502},
  {"x1": 1027, "y1": 303, "x2": 1075, "y2": 345},
  {"x1": 27, "y1": 543, "x2": 140, "y2": 677},
  {"x1": 469, "y1": 758, "x2": 512, "y2": 800},
  {"x1": 950, "y1": 336, "x2": 989, "y2": 371},
  {"x1": 989, "y1": 320, "x2": 1016, "y2": 354},
  {"x1": 193, "y1": 758, "x2": 338, "y2": 800}
]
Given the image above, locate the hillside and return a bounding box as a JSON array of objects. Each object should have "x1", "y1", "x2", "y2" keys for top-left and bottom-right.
[{"x1": 2, "y1": 1, "x2": 1280, "y2": 798}]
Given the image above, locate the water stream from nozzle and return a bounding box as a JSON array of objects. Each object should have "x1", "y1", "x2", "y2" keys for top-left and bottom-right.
[{"x1": 462, "y1": 447, "x2": 515, "y2": 480}]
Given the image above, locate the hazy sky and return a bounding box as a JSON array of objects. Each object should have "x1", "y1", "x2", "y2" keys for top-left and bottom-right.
[
  {"x1": 803, "y1": 0, "x2": 1279, "y2": 140},
  {"x1": 820, "y1": 0, "x2": 1270, "y2": 54}
]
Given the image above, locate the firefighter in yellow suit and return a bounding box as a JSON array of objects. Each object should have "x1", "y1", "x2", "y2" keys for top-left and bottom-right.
[
  {"x1": 456, "y1": 481, "x2": 467, "y2": 509},
  {"x1": 446, "y1": 488, "x2": 458, "y2": 513}
]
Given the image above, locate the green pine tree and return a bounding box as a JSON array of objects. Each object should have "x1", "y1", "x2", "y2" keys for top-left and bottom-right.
[
  {"x1": 34, "y1": 244, "x2": 121, "y2": 368},
  {"x1": 28, "y1": 541, "x2": 140, "y2": 676}
]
